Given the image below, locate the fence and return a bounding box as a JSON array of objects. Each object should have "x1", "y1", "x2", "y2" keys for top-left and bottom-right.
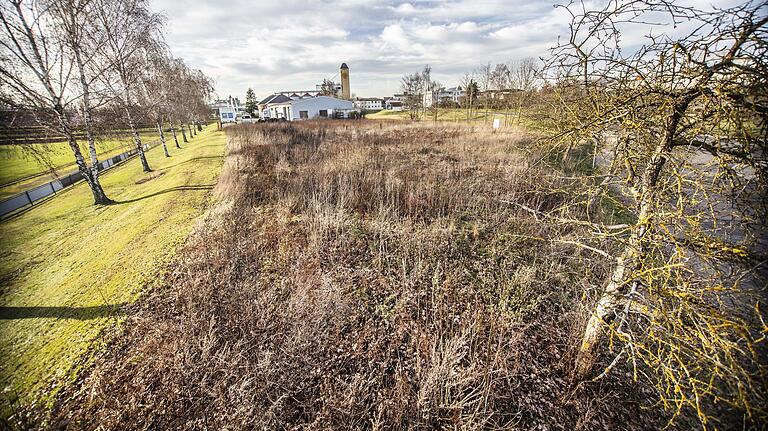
[{"x1": 0, "y1": 140, "x2": 158, "y2": 219}]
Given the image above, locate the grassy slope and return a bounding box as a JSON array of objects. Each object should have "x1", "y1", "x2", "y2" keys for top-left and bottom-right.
[
  {"x1": 0, "y1": 129, "x2": 160, "y2": 191},
  {"x1": 0, "y1": 125, "x2": 225, "y2": 412}
]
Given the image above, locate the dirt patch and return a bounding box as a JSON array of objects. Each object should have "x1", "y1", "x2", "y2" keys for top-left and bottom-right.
[{"x1": 134, "y1": 171, "x2": 165, "y2": 185}]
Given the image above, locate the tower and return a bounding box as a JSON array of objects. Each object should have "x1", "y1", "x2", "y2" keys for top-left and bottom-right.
[{"x1": 340, "y1": 63, "x2": 350, "y2": 99}]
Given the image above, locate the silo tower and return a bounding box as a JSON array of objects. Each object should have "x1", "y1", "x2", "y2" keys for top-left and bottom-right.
[{"x1": 340, "y1": 63, "x2": 350, "y2": 99}]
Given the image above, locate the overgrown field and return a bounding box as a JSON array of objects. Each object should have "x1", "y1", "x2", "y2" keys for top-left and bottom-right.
[
  {"x1": 366, "y1": 107, "x2": 535, "y2": 128},
  {"x1": 0, "y1": 125, "x2": 226, "y2": 424},
  {"x1": 48, "y1": 121, "x2": 663, "y2": 430}
]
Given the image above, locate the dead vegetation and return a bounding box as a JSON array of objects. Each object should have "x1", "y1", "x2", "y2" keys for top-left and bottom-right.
[{"x1": 49, "y1": 121, "x2": 668, "y2": 430}]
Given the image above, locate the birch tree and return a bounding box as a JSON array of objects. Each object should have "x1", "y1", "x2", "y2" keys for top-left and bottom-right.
[
  {"x1": 187, "y1": 67, "x2": 213, "y2": 133},
  {"x1": 92, "y1": 0, "x2": 162, "y2": 172},
  {"x1": 140, "y1": 48, "x2": 172, "y2": 157},
  {"x1": 47, "y1": 0, "x2": 115, "y2": 203},
  {"x1": 0, "y1": 0, "x2": 111, "y2": 204}
]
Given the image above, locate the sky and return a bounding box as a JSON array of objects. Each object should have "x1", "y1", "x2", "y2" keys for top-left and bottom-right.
[{"x1": 148, "y1": 0, "x2": 743, "y2": 101}]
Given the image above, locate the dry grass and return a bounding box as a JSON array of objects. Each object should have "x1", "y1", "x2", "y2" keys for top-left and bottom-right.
[{"x1": 47, "y1": 121, "x2": 661, "y2": 430}]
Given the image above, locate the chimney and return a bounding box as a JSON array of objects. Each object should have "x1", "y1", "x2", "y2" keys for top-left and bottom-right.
[{"x1": 340, "y1": 63, "x2": 350, "y2": 99}]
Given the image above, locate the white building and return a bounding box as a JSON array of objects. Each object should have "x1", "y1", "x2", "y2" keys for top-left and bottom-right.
[
  {"x1": 384, "y1": 97, "x2": 404, "y2": 111},
  {"x1": 354, "y1": 97, "x2": 384, "y2": 111},
  {"x1": 440, "y1": 86, "x2": 465, "y2": 104},
  {"x1": 212, "y1": 96, "x2": 246, "y2": 123},
  {"x1": 424, "y1": 86, "x2": 466, "y2": 108},
  {"x1": 263, "y1": 95, "x2": 356, "y2": 121}
]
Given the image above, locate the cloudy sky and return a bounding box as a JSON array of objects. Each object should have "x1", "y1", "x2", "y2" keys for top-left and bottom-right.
[{"x1": 148, "y1": 0, "x2": 739, "y2": 101}]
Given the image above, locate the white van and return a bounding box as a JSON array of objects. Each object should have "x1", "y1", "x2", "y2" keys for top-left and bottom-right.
[{"x1": 219, "y1": 108, "x2": 237, "y2": 123}]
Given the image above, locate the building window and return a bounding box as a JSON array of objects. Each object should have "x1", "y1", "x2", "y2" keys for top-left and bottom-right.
[
  {"x1": 300, "y1": 111, "x2": 308, "y2": 119},
  {"x1": 319, "y1": 109, "x2": 328, "y2": 117}
]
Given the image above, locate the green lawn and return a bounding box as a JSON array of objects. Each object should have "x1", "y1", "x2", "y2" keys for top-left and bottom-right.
[
  {"x1": 0, "y1": 124, "x2": 226, "y2": 416},
  {"x1": 0, "y1": 129, "x2": 161, "y2": 190}
]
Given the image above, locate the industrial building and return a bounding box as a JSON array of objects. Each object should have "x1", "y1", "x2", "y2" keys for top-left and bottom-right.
[
  {"x1": 259, "y1": 63, "x2": 357, "y2": 121},
  {"x1": 265, "y1": 96, "x2": 355, "y2": 121}
]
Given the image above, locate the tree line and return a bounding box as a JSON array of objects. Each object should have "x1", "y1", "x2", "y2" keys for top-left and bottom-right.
[
  {"x1": 400, "y1": 58, "x2": 539, "y2": 124},
  {"x1": 0, "y1": 0, "x2": 214, "y2": 204}
]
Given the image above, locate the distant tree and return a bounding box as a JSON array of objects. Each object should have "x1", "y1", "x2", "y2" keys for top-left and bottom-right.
[
  {"x1": 476, "y1": 62, "x2": 493, "y2": 121},
  {"x1": 400, "y1": 72, "x2": 424, "y2": 120},
  {"x1": 466, "y1": 80, "x2": 479, "y2": 101},
  {"x1": 459, "y1": 74, "x2": 479, "y2": 120},
  {"x1": 490, "y1": 63, "x2": 511, "y2": 122},
  {"x1": 245, "y1": 88, "x2": 257, "y2": 115},
  {"x1": 491, "y1": 64, "x2": 510, "y2": 96},
  {"x1": 318, "y1": 79, "x2": 337, "y2": 97},
  {"x1": 141, "y1": 50, "x2": 171, "y2": 156},
  {"x1": 509, "y1": 58, "x2": 539, "y2": 124}
]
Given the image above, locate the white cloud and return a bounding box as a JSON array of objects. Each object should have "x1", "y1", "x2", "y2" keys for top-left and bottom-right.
[
  {"x1": 148, "y1": 0, "x2": 742, "y2": 100},
  {"x1": 148, "y1": 0, "x2": 570, "y2": 98},
  {"x1": 392, "y1": 2, "x2": 417, "y2": 15}
]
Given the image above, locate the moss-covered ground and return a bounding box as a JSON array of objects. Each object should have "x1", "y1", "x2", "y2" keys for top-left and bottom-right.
[{"x1": 0, "y1": 125, "x2": 226, "y2": 416}]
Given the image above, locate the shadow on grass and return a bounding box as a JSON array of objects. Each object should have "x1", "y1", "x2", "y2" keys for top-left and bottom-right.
[
  {"x1": 0, "y1": 303, "x2": 127, "y2": 320},
  {"x1": 181, "y1": 144, "x2": 222, "y2": 152},
  {"x1": 112, "y1": 184, "x2": 215, "y2": 204}
]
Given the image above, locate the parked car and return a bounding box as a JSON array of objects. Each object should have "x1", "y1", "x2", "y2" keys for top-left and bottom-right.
[{"x1": 238, "y1": 114, "x2": 256, "y2": 123}]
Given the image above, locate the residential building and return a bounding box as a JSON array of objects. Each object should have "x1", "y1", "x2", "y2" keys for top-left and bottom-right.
[
  {"x1": 439, "y1": 86, "x2": 465, "y2": 104},
  {"x1": 212, "y1": 96, "x2": 245, "y2": 123},
  {"x1": 424, "y1": 86, "x2": 466, "y2": 108},
  {"x1": 480, "y1": 88, "x2": 522, "y2": 101},
  {"x1": 259, "y1": 94, "x2": 293, "y2": 119},
  {"x1": 354, "y1": 97, "x2": 384, "y2": 111},
  {"x1": 384, "y1": 97, "x2": 404, "y2": 111}
]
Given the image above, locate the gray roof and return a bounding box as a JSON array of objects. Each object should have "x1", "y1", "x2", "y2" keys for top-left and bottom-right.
[
  {"x1": 258, "y1": 94, "x2": 278, "y2": 105},
  {"x1": 262, "y1": 94, "x2": 292, "y2": 105}
]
